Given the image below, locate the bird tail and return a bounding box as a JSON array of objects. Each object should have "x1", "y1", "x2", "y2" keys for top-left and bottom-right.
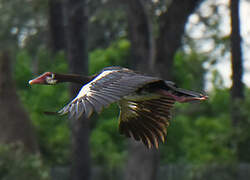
[{"x1": 161, "y1": 81, "x2": 208, "y2": 103}]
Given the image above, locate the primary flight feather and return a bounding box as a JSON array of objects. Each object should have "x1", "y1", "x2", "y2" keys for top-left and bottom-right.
[{"x1": 29, "y1": 66, "x2": 208, "y2": 148}]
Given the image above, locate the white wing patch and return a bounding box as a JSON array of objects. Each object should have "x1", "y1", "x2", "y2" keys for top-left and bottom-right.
[
  {"x1": 58, "y1": 68, "x2": 160, "y2": 119},
  {"x1": 75, "y1": 70, "x2": 115, "y2": 99}
]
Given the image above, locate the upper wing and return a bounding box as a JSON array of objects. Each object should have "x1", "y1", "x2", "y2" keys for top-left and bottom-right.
[
  {"x1": 118, "y1": 95, "x2": 175, "y2": 149},
  {"x1": 58, "y1": 68, "x2": 160, "y2": 119}
]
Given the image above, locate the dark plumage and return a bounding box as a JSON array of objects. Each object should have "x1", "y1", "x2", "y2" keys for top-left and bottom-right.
[{"x1": 29, "y1": 66, "x2": 208, "y2": 148}]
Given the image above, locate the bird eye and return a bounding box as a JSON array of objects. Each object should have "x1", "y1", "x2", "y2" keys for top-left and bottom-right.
[
  {"x1": 45, "y1": 73, "x2": 57, "y2": 84},
  {"x1": 51, "y1": 73, "x2": 55, "y2": 79}
]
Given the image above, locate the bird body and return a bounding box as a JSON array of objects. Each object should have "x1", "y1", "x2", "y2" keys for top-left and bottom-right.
[{"x1": 29, "y1": 66, "x2": 207, "y2": 148}]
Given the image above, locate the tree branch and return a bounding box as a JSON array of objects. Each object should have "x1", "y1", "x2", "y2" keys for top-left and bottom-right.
[{"x1": 156, "y1": 0, "x2": 203, "y2": 79}]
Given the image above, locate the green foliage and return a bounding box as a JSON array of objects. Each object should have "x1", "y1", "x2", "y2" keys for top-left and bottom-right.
[
  {"x1": 88, "y1": 0, "x2": 127, "y2": 50},
  {"x1": 14, "y1": 49, "x2": 70, "y2": 165},
  {"x1": 13, "y1": 39, "x2": 130, "y2": 168},
  {"x1": 91, "y1": 116, "x2": 126, "y2": 169},
  {"x1": 173, "y1": 51, "x2": 206, "y2": 90},
  {"x1": 158, "y1": 51, "x2": 235, "y2": 165},
  {"x1": 182, "y1": 115, "x2": 233, "y2": 163},
  {"x1": 0, "y1": 0, "x2": 47, "y2": 51},
  {"x1": 3, "y1": 0, "x2": 249, "y2": 178},
  {"x1": 89, "y1": 39, "x2": 130, "y2": 74},
  {"x1": 0, "y1": 144, "x2": 50, "y2": 180},
  {"x1": 12, "y1": 36, "x2": 246, "y2": 178},
  {"x1": 15, "y1": 50, "x2": 33, "y2": 90},
  {"x1": 231, "y1": 89, "x2": 250, "y2": 162},
  {"x1": 89, "y1": 39, "x2": 130, "y2": 172},
  {"x1": 161, "y1": 88, "x2": 235, "y2": 164}
]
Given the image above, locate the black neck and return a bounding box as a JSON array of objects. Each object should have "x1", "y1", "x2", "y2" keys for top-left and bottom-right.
[{"x1": 55, "y1": 73, "x2": 96, "y2": 84}]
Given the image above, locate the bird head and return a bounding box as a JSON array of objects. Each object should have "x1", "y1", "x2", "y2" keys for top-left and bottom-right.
[{"x1": 29, "y1": 72, "x2": 58, "y2": 85}]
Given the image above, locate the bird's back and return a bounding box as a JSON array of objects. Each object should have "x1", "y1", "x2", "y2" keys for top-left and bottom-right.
[{"x1": 59, "y1": 67, "x2": 162, "y2": 119}]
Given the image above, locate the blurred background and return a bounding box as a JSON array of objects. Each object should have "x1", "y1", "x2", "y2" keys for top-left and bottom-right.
[{"x1": 0, "y1": 0, "x2": 249, "y2": 180}]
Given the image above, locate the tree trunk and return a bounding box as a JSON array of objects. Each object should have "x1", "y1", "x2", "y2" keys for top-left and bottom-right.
[
  {"x1": 229, "y1": 0, "x2": 249, "y2": 163},
  {"x1": 156, "y1": 0, "x2": 202, "y2": 79},
  {"x1": 48, "y1": 0, "x2": 65, "y2": 53},
  {"x1": 125, "y1": 140, "x2": 159, "y2": 180},
  {"x1": 125, "y1": 0, "x2": 203, "y2": 180},
  {"x1": 125, "y1": 1, "x2": 158, "y2": 180},
  {"x1": 0, "y1": 51, "x2": 38, "y2": 153},
  {"x1": 126, "y1": 0, "x2": 155, "y2": 73},
  {"x1": 64, "y1": 0, "x2": 91, "y2": 180},
  {"x1": 230, "y1": 0, "x2": 244, "y2": 103}
]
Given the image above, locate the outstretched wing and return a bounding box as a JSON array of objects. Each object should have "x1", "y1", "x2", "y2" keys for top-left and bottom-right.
[
  {"x1": 58, "y1": 68, "x2": 160, "y2": 119},
  {"x1": 118, "y1": 95, "x2": 175, "y2": 149}
]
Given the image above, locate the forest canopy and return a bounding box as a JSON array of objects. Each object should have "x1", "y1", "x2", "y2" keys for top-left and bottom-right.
[{"x1": 0, "y1": 0, "x2": 249, "y2": 180}]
